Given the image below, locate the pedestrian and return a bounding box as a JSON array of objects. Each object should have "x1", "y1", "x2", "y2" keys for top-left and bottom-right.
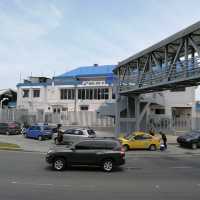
[
  {"x1": 149, "y1": 128, "x2": 155, "y2": 136},
  {"x1": 160, "y1": 131, "x2": 167, "y2": 149},
  {"x1": 56, "y1": 124, "x2": 63, "y2": 144}
]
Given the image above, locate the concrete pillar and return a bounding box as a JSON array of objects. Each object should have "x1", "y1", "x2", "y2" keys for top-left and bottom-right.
[
  {"x1": 135, "y1": 96, "x2": 140, "y2": 131},
  {"x1": 108, "y1": 87, "x2": 112, "y2": 100},
  {"x1": 74, "y1": 87, "x2": 78, "y2": 112}
]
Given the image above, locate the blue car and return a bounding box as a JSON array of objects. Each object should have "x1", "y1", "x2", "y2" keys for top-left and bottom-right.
[{"x1": 24, "y1": 125, "x2": 53, "y2": 141}]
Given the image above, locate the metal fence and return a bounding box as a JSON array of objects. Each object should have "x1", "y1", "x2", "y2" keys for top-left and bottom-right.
[
  {"x1": 148, "y1": 115, "x2": 194, "y2": 134},
  {"x1": 0, "y1": 108, "x2": 115, "y2": 128},
  {"x1": 117, "y1": 115, "x2": 200, "y2": 135}
]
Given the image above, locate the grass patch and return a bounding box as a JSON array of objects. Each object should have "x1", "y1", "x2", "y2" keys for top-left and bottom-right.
[{"x1": 0, "y1": 142, "x2": 21, "y2": 151}]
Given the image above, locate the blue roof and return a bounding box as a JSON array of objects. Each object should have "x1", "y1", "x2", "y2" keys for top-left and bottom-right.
[{"x1": 57, "y1": 65, "x2": 116, "y2": 78}]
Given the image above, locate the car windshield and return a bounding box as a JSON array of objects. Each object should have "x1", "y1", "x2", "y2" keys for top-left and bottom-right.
[
  {"x1": 43, "y1": 126, "x2": 51, "y2": 131},
  {"x1": 124, "y1": 135, "x2": 134, "y2": 140},
  {"x1": 184, "y1": 132, "x2": 200, "y2": 137}
]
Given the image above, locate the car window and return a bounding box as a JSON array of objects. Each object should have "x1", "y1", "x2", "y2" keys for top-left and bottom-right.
[
  {"x1": 30, "y1": 126, "x2": 41, "y2": 131},
  {"x1": 75, "y1": 141, "x2": 92, "y2": 149},
  {"x1": 64, "y1": 129, "x2": 74, "y2": 134},
  {"x1": 90, "y1": 141, "x2": 106, "y2": 149},
  {"x1": 143, "y1": 134, "x2": 152, "y2": 139},
  {"x1": 105, "y1": 141, "x2": 119, "y2": 150},
  {"x1": 0, "y1": 123, "x2": 7, "y2": 126},
  {"x1": 134, "y1": 135, "x2": 145, "y2": 140},
  {"x1": 73, "y1": 130, "x2": 83, "y2": 135},
  {"x1": 87, "y1": 129, "x2": 96, "y2": 135},
  {"x1": 43, "y1": 126, "x2": 51, "y2": 131}
]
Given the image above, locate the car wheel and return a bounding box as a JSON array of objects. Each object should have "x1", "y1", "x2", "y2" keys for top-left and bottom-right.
[
  {"x1": 102, "y1": 159, "x2": 114, "y2": 172},
  {"x1": 38, "y1": 136, "x2": 43, "y2": 141},
  {"x1": 53, "y1": 158, "x2": 66, "y2": 171},
  {"x1": 6, "y1": 131, "x2": 10, "y2": 136},
  {"x1": 123, "y1": 145, "x2": 129, "y2": 151},
  {"x1": 149, "y1": 144, "x2": 157, "y2": 151},
  {"x1": 192, "y1": 143, "x2": 198, "y2": 149}
]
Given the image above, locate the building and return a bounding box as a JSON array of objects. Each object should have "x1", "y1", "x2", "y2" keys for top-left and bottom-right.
[{"x1": 16, "y1": 64, "x2": 116, "y2": 124}]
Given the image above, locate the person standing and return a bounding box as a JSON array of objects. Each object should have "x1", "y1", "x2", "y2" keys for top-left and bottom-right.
[
  {"x1": 56, "y1": 124, "x2": 63, "y2": 144},
  {"x1": 160, "y1": 132, "x2": 167, "y2": 149}
]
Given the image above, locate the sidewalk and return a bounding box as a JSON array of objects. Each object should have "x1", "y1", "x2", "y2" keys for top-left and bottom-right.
[{"x1": 165, "y1": 135, "x2": 177, "y2": 145}]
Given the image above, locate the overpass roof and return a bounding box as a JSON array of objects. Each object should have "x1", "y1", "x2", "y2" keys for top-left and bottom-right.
[{"x1": 115, "y1": 21, "x2": 200, "y2": 70}]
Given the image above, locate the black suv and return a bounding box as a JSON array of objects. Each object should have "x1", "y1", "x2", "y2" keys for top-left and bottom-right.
[
  {"x1": 0, "y1": 122, "x2": 21, "y2": 135},
  {"x1": 46, "y1": 138, "x2": 125, "y2": 172}
]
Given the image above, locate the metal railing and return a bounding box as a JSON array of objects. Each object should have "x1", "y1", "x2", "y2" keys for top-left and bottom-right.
[{"x1": 119, "y1": 57, "x2": 200, "y2": 92}]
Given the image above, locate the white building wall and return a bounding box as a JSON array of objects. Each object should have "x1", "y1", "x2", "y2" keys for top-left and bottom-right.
[
  {"x1": 159, "y1": 87, "x2": 196, "y2": 117},
  {"x1": 17, "y1": 84, "x2": 114, "y2": 113}
]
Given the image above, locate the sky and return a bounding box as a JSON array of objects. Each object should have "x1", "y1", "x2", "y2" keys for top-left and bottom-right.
[{"x1": 1, "y1": 0, "x2": 200, "y2": 89}]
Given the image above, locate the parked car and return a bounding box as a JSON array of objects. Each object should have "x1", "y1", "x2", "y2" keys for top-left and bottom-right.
[
  {"x1": 53, "y1": 128, "x2": 96, "y2": 144},
  {"x1": 0, "y1": 122, "x2": 21, "y2": 135},
  {"x1": 24, "y1": 124, "x2": 53, "y2": 141},
  {"x1": 177, "y1": 131, "x2": 200, "y2": 149},
  {"x1": 46, "y1": 138, "x2": 125, "y2": 172},
  {"x1": 118, "y1": 132, "x2": 160, "y2": 151}
]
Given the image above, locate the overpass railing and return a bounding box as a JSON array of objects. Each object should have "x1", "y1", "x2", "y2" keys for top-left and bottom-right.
[{"x1": 119, "y1": 57, "x2": 200, "y2": 92}]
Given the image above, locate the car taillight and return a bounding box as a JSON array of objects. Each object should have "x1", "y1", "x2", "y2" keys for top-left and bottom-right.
[
  {"x1": 120, "y1": 147, "x2": 125, "y2": 156},
  {"x1": 9, "y1": 124, "x2": 16, "y2": 128}
]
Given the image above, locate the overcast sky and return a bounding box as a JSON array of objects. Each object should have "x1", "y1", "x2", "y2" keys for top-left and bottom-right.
[{"x1": 1, "y1": 0, "x2": 200, "y2": 89}]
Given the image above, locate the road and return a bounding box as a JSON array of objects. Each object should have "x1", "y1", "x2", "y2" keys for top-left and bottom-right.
[{"x1": 0, "y1": 151, "x2": 200, "y2": 200}]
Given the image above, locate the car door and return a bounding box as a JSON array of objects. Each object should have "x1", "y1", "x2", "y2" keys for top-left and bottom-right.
[
  {"x1": 70, "y1": 141, "x2": 97, "y2": 165},
  {"x1": 63, "y1": 129, "x2": 74, "y2": 143},
  {"x1": 142, "y1": 134, "x2": 154, "y2": 148},
  {"x1": 29, "y1": 126, "x2": 40, "y2": 138},
  {"x1": 131, "y1": 134, "x2": 147, "y2": 149}
]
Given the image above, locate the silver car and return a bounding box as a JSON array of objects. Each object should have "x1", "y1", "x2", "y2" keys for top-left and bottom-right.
[{"x1": 53, "y1": 128, "x2": 96, "y2": 144}]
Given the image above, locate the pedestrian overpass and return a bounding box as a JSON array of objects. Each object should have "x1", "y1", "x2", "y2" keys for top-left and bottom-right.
[{"x1": 114, "y1": 21, "x2": 200, "y2": 134}]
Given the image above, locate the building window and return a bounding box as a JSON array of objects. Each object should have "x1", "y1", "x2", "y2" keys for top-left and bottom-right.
[
  {"x1": 94, "y1": 89, "x2": 98, "y2": 100},
  {"x1": 78, "y1": 88, "x2": 109, "y2": 100},
  {"x1": 80, "y1": 105, "x2": 89, "y2": 111},
  {"x1": 23, "y1": 89, "x2": 29, "y2": 98},
  {"x1": 155, "y1": 109, "x2": 165, "y2": 114},
  {"x1": 33, "y1": 89, "x2": 40, "y2": 98},
  {"x1": 112, "y1": 89, "x2": 116, "y2": 99},
  {"x1": 62, "y1": 107, "x2": 68, "y2": 111},
  {"x1": 60, "y1": 89, "x2": 75, "y2": 100}
]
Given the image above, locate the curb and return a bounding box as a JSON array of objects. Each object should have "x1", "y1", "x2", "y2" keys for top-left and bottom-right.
[{"x1": 0, "y1": 148, "x2": 22, "y2": 151}]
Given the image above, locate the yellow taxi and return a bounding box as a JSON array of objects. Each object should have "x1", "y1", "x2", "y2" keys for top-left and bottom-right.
[{"x1": 118, "y1": 132, "x2": 160, "y2": 151}]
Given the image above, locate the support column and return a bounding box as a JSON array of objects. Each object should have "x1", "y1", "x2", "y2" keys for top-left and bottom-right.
[
  {"x1": 135, "y1": 95, "x2": 140, "y2": 131},
  {"x1": 185, "y1": 37, "x2": 188, "y2": 77},
  {"x1": 191, "y1": 47, "x2": 195, "y2": 69},
  {"x1": 74, "y1": 87, "x2": 78, "y2": 112}
]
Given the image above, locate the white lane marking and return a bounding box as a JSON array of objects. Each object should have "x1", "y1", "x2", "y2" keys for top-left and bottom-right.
[
  {"x1": 10, "y1": 181, "x2": 53, "y2": 187},
  {"x1": 170, "y1": 166, "x2": 192, "y2": 169},
  {"x1": 10, "y1": 181, "x2": 96, "y2": 189}
]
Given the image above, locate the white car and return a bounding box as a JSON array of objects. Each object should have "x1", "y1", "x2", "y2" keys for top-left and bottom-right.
[{"x1": 53, "y1": 128, "x2": 96, "y2": 144}]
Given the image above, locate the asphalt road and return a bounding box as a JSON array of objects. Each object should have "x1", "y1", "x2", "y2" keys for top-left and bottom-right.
[{"x1": 0, "y1": 151, "x2": 200, "y2": 200}]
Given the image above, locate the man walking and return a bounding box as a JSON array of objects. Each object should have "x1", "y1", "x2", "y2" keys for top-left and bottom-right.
[
  {"x1": 57, "y1": 124, "x2": 63, "y2": 144},
  {"x1": 160, "y1": 131, "x2": 167, "y2": 149}
]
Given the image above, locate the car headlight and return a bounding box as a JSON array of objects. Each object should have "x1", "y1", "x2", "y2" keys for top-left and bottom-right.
[{"x1": 47, "y1": 150, "x2": 55, "y2": 154}]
